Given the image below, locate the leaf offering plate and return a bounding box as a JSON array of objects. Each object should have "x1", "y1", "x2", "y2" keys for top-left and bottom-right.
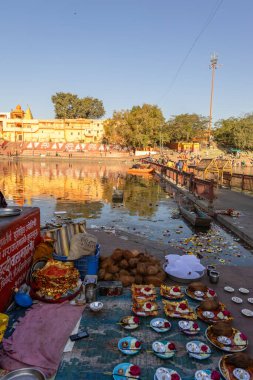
[
  {"x1": 118, "y1": 336, "x2": 142, "y2": 355},
  {"x1": 150, "y1": 318, "x2": 171, "y2": 333},
  {"x1": 196, "y1": 303, "x2": 233, "y2": 324},
  {"x1": 113, "y1": 363, "x2": 141, "y2": 380},
  {"x1": 152, "y1": 340, "x2": 176, "y2": 359},
  {"x1": 231, "y1": 297, "x2": 243, "y2": 304},
  {"x1": 224, "y1": 286, "x2": 234, "y2": 293},
  {"x1": 186, "y1": 286, "x2": 216, "y2": 301},
  {"x1": 163, "y1": 300, "x2": 197, "y2": 320},
  {"x1": 131, "y1": 284, "x2": 156, "y2": 300},
  {"x1": 239, "y1": 288, "x2": 250, "y2": 294},
  {"x1": 195, "y1": 369, "x2": 221, "y2": 380},
  {"x1": 154, "y1": 367, "x2": 181, "y2": 380},
  {"x1": 241, "y1": 309, "x2": 253, "y2": 317},
  {"x1": 120, "y1": 316, "x2": 140, "y2": 330},
  {"x1": 160, "y1": 285, "x2": 184, "y2": 299},
  {"x1": 186, "y1": 341, "x2": 211, "y2": 360},
  {"x1": 206, "y1": 326, "x2": 248, "y2": 352},
  {"x1": 219, "y1": 355, "x2": 253, "y2": 380},
  {"x1": 178, "y1": 320, "x2": 200, "y2": 335},
  {"x1": 132, "y1": 300, "x2": 158, "y2": 316}
]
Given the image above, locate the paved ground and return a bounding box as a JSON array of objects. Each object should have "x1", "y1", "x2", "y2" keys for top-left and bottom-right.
[
  {"x1": 193, "y1": 187, "x2": 253, "y2": 248},
  {"x1": 160, "y1": 171, "x2": 253, "y2": 248}
]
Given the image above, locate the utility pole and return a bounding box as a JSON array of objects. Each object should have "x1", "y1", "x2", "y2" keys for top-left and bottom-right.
[{"x1": 208, "y1": 53, "x2": 219, "y2": 145}]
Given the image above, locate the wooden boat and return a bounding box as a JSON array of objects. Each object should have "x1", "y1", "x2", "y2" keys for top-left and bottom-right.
[
  {"x1": 127, "y1": 166, "x2": 154, "y2": 175},
  {"x1": 112, "y1": 189, "x2": 124, "y2": 202},
  {"x1": 178, "y1": 200, "x2": 212, "y2": 227}
]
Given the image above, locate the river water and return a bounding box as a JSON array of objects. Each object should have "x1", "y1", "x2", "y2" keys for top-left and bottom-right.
[{"x1": 1, "y1": 159, "x2": 253, "y2": 266}]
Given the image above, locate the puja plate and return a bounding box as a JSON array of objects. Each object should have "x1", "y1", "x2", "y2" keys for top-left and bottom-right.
[
  {"x1": 186, "y1": 341, "x2": 211, "y2": 360},
  {"x1": 196, "y1": 305, "x2": 233, "y2": 324},
  {"x1": 113, "y1": 363, "x2": 141, "y2": 380},
  {"x1": 118, "y1": 336, "x2": 142, "y2": 355},
  {"x1": 152, "y1": 340, "x2": 176, "y2": 359},
  {"x1": 160, "y1": 285, "x2": 184, "y2": 299},
  {"x1": 185, "y1": 288, "x2": 216, "y2": 301},
  {"x1": 0, "y1": 208, "x2": 22, "y2": 217},
  {"x1": 205, "y1": 326, "x2": 248, "y2": 353},
  {"x1": 154, "y1": 368, "x2": 182, "y2": 380},
  {"x1": 239, "y1": 288, "x2": 250, "y2": 294},
  {"x1": 178, "y1": 320, "x2": 200, "y2": 335},
  {"x1": 195, "y1": 370, "x2": 212, "y2": 380},
  {"x1": 0, "y1": 368, "x2": 46, "y2": 379},
  {"x1": 150, "y1": 318, "x2": 171, "y2": 333},
  {"x1": 219, "y1": 356, "x2": 253, "y2": 380},
  {"x1": 241, "y1": 309, "x2": 253, "y2": 317},
  {"x1": 224, "y1": 286, "x2": 234, "y2": 293},
  {"x1": 231, "y1": 297, "x2": 243, "y2": 304},
  {"x1": 120, "y1": 316, "x2": 140, "y2": 330}
]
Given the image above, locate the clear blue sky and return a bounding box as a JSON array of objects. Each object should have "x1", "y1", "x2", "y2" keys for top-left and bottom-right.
[{"x1": 0, "y1": 0, "x2": 252, "y2": 123}]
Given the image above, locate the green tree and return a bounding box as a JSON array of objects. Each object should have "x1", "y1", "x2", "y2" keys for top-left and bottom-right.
[
  {"x1": 104, "y1": 104, "x2": 165, "y2": 148},
  {"x1": 51, "y1": 92, "x2": 105, "y2": 119},
  {"x1": 166, "y1": 113, "x2": 208, "y2": 142},
  {"x1": 214, "y1": 114, "x2": 253, "y2": 150}
]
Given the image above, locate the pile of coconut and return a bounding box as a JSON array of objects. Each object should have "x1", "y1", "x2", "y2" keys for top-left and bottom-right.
[{"x1": 98, "y1": 248, "x2": 166, "y2": 287}]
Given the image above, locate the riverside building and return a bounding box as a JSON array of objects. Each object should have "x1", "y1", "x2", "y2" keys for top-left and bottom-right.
[{"x1": 0, "y1": 105, "x2": 105, "y2": 144}]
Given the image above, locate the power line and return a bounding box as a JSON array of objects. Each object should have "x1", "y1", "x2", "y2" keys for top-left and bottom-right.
[{"x1": 158, "y1": 0, "x2": 224, "y2": 105}]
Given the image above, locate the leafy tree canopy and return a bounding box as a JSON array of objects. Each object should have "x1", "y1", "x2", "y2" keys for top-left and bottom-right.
[
  {"x1": 166, "y1": 113, "x2": 208, "y2": 142},
  {"x1": 104, "y1": 104, "x2": 165, "y2": 148},
  {"x1": 51, "y1": 92, "x2": 105, "y2": 119},
  {"x1": 214, "y1": 114, "x2": 253, "y2": 150}
]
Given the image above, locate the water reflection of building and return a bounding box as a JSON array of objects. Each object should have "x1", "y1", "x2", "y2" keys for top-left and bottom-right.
[
  {"x1": 0, "y1": 104, "x2": 104, "y2": 143},
  {"x1": 0, "y1": 161, "x2": 117, "y2": 203}
]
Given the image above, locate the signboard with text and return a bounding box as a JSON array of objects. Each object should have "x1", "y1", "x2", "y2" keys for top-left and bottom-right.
[{"x1": 0, "y1": 207, "x2": 40, "y2": 312}]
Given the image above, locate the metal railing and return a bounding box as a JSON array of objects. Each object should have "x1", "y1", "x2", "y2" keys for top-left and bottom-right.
[
  {"x1": 223, "y1": 172, "x2": 253, "y2": 192},
  {"x1": 143, "y1": 160, "x2": 215, "y2": 203}
]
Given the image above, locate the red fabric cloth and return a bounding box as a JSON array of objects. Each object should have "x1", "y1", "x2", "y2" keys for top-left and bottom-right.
[{"x1": 0, "y1": 302, "x2": 84, "y2": 377}]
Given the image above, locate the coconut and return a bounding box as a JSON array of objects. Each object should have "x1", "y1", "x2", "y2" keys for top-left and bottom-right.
[
  {"x1": 188, "y1": 281, "x2": 207, "y2": 292},
  {"x1": 225, "y1": 353, "x2": 253, "y2": 369},
  {"x1": 211, "y1": 322, "x2": 233, "y2": 337},
  {"x1": 119, "y1": 259, "x2": 129, "y2": 269},
  {"x1": 199, "y1": 299, "x2": 219, "y2": 311},
  {"x1": 111, "y1": 248, "x2": 124, "y2": 262}
]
